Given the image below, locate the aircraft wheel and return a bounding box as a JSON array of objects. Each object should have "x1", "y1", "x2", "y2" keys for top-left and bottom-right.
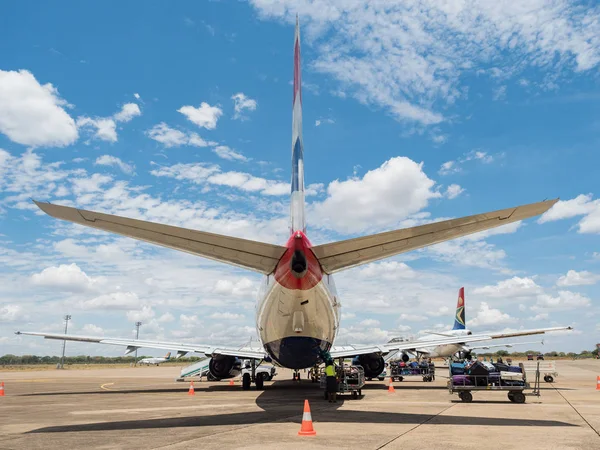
[
  {"x1": 352, "y1": 391, "x2": 358, "y2": 399},
  {"x1": 544, "y1": 375, "x2": 554, "y2": 383},
  {"x1": 398, "y1": 376, "x2": 404, "y2": 382},
  {"x1": 242, "y1": 373, "x2": 251, "y2": 390},
  {"x1": 459, "y1": 391, "x2": 473, "y2": 403},
  {"x1": 255, "y1": 373, "x2": 264, "y2": 390}
]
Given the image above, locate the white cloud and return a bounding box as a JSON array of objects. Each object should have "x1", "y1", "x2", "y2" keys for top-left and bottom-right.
[
  {"x1": 146, "y1": 123, "x2": 215, "y2": 148},
  {"x1": 126, "y1": 305, "x2": 155, "y2": 322},
  {"x1": 251, "y1": 1, "x2": 600, "y2": 124},
  {"x1": 557, "y1": 269, "x2": 600, "y2": 286},
  {"x1": 315, "y1": 118, "x2": 335, "y2": 127},
  {"x1": 95, "y1": 155, "x2": 135, "y2": 175},
  {"x1": 0, "y1": 69, "x2": 78, "y2": 147},
  {"x1": 113, "y1": 103, "x2": 141, "y2": 123},
  {"x1": 31, "y1": 263, "x2": 104, "y2": 292},
  {"x1": 179, "y1": 313, "x2": 202, "y2": 329},
  {"x1": 178, "y1": 102, "x2": 223, "y2": 129},
  {"x1": 133, "y1": 93, "x2": 141, "y2": 100},
  {"x1": 209, "y1": 312, "x2": 245, "y2": 320},
  {"x1": 474, "y1": 276, "x2": 543, "y2": 298},
  {"x1": 528, "y1": 313, "x2": 548, "y2": 321},
  {"x1": 151, "y1": 162, "x2": 290, "y2": 196},
  {"x1": 538, "y1": 194, "x2": 600, "y2": 234},
  {"x1": 80, "y1": 292, "x2": 141, "y2": 310},
  {"x1": 469, "y1": 302, "x2": 511, "y2": 327},
  {"x1": 231, "y1": 93, "x2": 257, "y2": 120},
  {"x1": 358, "y1": 319, "x2": 380, "y2": 327},
  {"x1": 533, "y1": 290, "x2": 591, "y2": 311},
  {"x1": 213, "y1": 145, "x2": 248, "y2": 162},
  {"x1": 213, "y1": 278, "x2": 256, "y2": 297},
  {"x1": 493, "y1": 85, "x2": 507, "y2": 101},
  {"x1": 311, "y1": 157, "x2": 441, "y2": 233},
  {"x1": 439, "y1": 150, "x2": 494, "y2": 176},
  {"x1": 81, "y1": 324, "x2": 104, "y2": 335},
  {"x1": 399, "y1": 313, "x2": 427, "y2": 322},
  {"x1": 439, "y1": 161, "x2": 460, "y2": 176},
  {"x1": 0, "y1": 304, "x2": 26, "y2": 322},
  {"x1": 445, "y1": 184, "x2": 464, "y2": 199},
  {"x1": 157, "y1": 312, "x2": 175, "y2": 323},
  {"x1": 77, "y1": 103, "x2": 142, "y2": 143}
]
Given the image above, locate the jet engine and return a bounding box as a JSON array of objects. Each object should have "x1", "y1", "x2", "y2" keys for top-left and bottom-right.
[
  {"x1": 357, "y1": 354, "x2": 385, "y2": 378},
  {"x1": 401, "y1": 352, "x2": 410, "y2": 362},
  {"x1": 208, "y1": 355, "x2": 242, "y2": 379}
]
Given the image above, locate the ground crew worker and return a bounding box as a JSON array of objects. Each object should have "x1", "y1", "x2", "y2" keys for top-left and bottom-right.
[{"x1": 325, "y1": 359, "x2": 337, "y2": 403}]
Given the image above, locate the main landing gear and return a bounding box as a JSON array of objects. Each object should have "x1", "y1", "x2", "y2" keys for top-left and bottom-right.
[{"x1": 293, "y1": 370, "x2": 301, "y2": 381}]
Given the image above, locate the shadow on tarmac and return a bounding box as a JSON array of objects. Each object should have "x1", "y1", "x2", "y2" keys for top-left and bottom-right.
[{"x1": 26, "y1": 379, "x2": 576, "y2": 433}]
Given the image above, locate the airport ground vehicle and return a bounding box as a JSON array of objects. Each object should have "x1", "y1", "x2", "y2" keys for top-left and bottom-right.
[
  {"x1": 449, "y1": 361, "x2": 540, "y2": 403},
  {"x1": 321, "y1": 364, "x2": 365, "y2": 399},
  {"x1": 523, "y1": 361, "x2": 557, "y2": 382},
  {"x1": 389, "y1": 361, "x2": 435, "y2": 382}
]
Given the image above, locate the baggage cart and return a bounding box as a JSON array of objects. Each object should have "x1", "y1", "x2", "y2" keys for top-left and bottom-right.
[
  {"x1": 321, "y1": 364, "x2": 365, "y2": 399},
  {"x1": 522, "y1": 361, "x2": 558, "y2": 382},
  {"x1": 448, "y1": 362, "x2": 540, "y2": 403},
  {"x1": 389, "y1": 361, "x2": 435, "y2": 382}
]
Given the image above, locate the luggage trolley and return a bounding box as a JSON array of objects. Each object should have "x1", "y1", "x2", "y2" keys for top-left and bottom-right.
[
  {"x1": 321, "y1": 364, "x2": 366, "y2": 399},
  {"x1": 449, "y1": 362, "x2": 540, "y2": 404},
  {"x1": 389, "y1": 361, "x2": 435, "y2": 382}
]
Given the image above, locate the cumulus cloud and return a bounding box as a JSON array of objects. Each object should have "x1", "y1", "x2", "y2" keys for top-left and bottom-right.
[
  {"x1": 0, "y1": 69, "x2": 78, "y2": 147},
  {"x1": 77, "y1": 103, "x2": 141, "y2": 143},
  {"x1": 31, "y1": 263, "x2": 104, "y2": 292},
  {"x1": 81, "y1": 324, "x2": 104, "y2": 335},
  {"x1": 209, "y1": 312, "x2": 245, "y2": 320},
  {"x1": 251, "y1": 1, "x2": 600, "y2": 125},
  {"x1": 311, "y1": 157, "x2": 441, "y2": 233},
  {"x1": 539, "y1": 194, "x2": 600, "y2": 234},
  {"x1": 0, "y1": 304, "x2": 26, "y2": 322},
  {"x1": 80, "y1": 292, "x2": 141, "y2": 310},
  {"x1": 95, "y1": 155, "x2": 135, "y2": 174},
  {"x1": 533, "y1": 290, "x2": 591, "y2": 311},
  {"x1": 213, "y1": 145, "x2": 248, "y2": 162},
  {"x1": 146, "y1": 122, "x2": 215, "y2": 148},
  {"x1": 556, "y1": 269, "x2": 600, "y2": 286},
  {"x1": 231, "y1": 93, "x2": 257, "y2": 120},
  {"x1": 445, "y1": 184, "x2": 464, "y2": 199},
  {"x1": 178, "y1": 102, "x2": 223, "y2": 129},
  {"x1": 469, "y1": 302, "x2": 511, "y2": 327},
  {"x1": 126, "y1": 305, "x2": 155, "y2": 322},
  {"x1": 213, "y1": 278, "x2": 256, "y2": 297},
  {"x1": 474, "y1": 276, "x2": 543, "y2": 298},
  {"x1": 439, "y1": 150, "x2": 495, "y2": 175}
]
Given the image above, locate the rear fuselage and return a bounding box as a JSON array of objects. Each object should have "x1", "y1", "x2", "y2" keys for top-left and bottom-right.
[{"x1": 256, "y1": 231, "x2": 340, "y2": 369}]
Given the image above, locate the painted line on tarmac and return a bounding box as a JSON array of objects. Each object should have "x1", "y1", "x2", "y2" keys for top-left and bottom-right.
[
  {"x1": 100, "y1": 383, "x2": 115, "y2": 391},
  {"x1": 551, "y1": 383, "x2": 600, "y2": 438}
]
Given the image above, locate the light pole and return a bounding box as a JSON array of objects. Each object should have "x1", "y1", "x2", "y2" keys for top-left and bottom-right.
[
  {"x1": 134, "y1": 321, "x2": 142, "y2": 366},
  {"x1": 60, "y1": 315, "x2": 71, "y2": 369}
]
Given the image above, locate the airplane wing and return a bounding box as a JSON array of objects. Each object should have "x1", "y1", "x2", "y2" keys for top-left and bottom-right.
[
  {"x1": 14, "y1": 331, "x2": 267, "y2": 360},
  {"x1": 465, "y1": 340, "x2": 542, "y2": 351},
  {"x1": 330, "y1": 327, "x2": 570, "y2": 358},
  {"x1": 311, "y1": 199, "x2": 558, "y2": 273},
  {"x1": 33, "y1": 201, "x2": 286, "y2": 274}
]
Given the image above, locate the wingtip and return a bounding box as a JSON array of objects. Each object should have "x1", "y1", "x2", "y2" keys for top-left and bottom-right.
[{"x1": 14, "y1": 331, "x2": 21, "y2": 335}]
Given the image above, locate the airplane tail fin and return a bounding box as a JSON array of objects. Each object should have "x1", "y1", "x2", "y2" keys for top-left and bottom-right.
[
  {"x1": 453, "y1": 287, "x2": 466, "y2": 330},
  {"x1": 166, "y1": 352, "x2": 171, "y2": 360},
  {"x1": 290, "y1": 15, "x2": 305, "y2": 234}
]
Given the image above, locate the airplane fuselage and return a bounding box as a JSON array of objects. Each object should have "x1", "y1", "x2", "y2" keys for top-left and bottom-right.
[{"x1": 256, "y1": 231, "x2": 340, "y2": 369}]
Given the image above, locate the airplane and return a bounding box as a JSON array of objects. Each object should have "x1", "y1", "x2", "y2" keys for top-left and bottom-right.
[
  {"x1": 386, "y1": 287, "x2": 547, "y2": 362},
  {"x1": 138, "y1": 352, "x2": 171, "y2": 366},
  {"x1": 16, "y1": 18, "x2": 571, "y2": 391}
]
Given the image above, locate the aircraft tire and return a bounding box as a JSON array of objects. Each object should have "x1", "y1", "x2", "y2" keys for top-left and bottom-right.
[
  {"x1": 242, "y1": 373, "x2": 251, "y2": 390},
  {"x1": 255, "y1": 373, "x2": 264, "y2": 390}
]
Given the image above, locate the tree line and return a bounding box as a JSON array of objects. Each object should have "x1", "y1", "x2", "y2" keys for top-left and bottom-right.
[{"x1": 0, "y1": 354, "x2": 204, "y2": 365}]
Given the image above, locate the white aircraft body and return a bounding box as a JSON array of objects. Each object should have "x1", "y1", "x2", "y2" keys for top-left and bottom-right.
[
  {"x1": 138, "y1": 352, "x2": 171, "y2": 366},
  {"x1": 388, "y1": 288, "x2": 545, "y2": 361},
  {"x1": 17, "y1": 19, "x2": 571, "y2": 389}
]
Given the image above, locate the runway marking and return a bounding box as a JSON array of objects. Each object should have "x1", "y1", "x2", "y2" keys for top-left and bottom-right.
[
  {"x1": 551, "y1": 383, "x2": 600, "y2": 438},
  {"x1": 100, "y1": 383, "x2": 115, "y2": 391}
]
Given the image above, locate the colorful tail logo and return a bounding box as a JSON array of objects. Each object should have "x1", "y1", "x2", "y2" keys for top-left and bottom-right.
[
  {"x1": 453, "y1": 287, "x2": 466, "y2": 330},
  {"x1": 165, "y1": 352, "x2": 171, "y2": 360}
]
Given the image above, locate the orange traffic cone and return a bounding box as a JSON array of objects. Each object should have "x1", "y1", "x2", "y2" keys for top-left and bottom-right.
[
  {"x1": 298, "y1": 399, "x2": 316, "y2": 436},
  {"x1": 0, "y1": 382, "x2": 4, "y2": 397},
  {"x1": 596, "y1": 376, "x2": 600, "y2": 391},
  {"x1": 388, "y1": 380, "x2": 395, "y2": 393},
  {"x1": 188, "y1": 381, "x2": 195, "y2": 396},
  {"x1": 229, "y1": 379, "x2": 234, "y2": 386}
]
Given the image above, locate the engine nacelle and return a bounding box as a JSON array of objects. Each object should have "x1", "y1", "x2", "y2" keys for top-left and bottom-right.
[
  {"x1": 401, "y1": 352, "x2": 410, "y2": 362},
  {"x1": 208, "y1": 355, "x2": 242, "y2": 380},
  {"x1": 357, "y1": 354, "x2": 385, "y2": 378}
]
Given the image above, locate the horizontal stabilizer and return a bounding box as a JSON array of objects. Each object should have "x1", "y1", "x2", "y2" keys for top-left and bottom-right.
[
  {"x1": 33, "y1": 201, "x2": 286, "y2": 274},
  {"x1": 312, "y1": 199, "x2": 558, "y2": 273}
]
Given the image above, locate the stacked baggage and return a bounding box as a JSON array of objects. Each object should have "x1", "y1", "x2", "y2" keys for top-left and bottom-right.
[
  {"x1": 389, "y1": 360, "x2": 435, "y2": 382},
  {"x1": 449, "y1": 360, "x2": 531, "y2": 403}
]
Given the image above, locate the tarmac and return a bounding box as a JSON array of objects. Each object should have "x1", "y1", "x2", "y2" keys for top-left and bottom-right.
[{"x1": 0, "y1": 359, "x2": 599, "y2": 450}]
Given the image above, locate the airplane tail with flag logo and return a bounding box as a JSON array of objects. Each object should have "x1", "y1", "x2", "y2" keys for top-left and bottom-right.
[
  {"x1": 165, "y1": 352, "x2": 171, "y2": 360},
  {"x1": 290, "y1": 15, "x2": 305, "y2": 234},
  {"x1": 453, "y1": 287, "x2": 466, "y2": 330}
]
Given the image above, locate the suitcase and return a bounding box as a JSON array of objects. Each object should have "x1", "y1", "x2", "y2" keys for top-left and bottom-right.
[
  {"x1": 507, "y1": 366, "x2": 523, "y2": 373},
  {"x1": 468, "y1": 361, "x2": 491, "y2": 376},
  {"x1": 500, "y1": 371, "x2": 524, "y2": 381},
  {"x1": 450, "y1": 363, "x2": 466, "y2": 375},
  {"x1": 494, "y1": 362, "x2": 510, "y2": 372},
  {"x1": 452, "y1": 375, "x2": 472, "y2": 386}
]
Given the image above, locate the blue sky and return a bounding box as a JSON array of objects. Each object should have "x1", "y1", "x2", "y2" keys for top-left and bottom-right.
[{"x1": 1, "y1": 1, "x2": 599, "y2": 356}]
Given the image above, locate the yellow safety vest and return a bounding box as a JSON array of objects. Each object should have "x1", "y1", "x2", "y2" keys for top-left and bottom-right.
[{"x1": 325, "y1": 365, "x2": 335, "y2": 376}]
